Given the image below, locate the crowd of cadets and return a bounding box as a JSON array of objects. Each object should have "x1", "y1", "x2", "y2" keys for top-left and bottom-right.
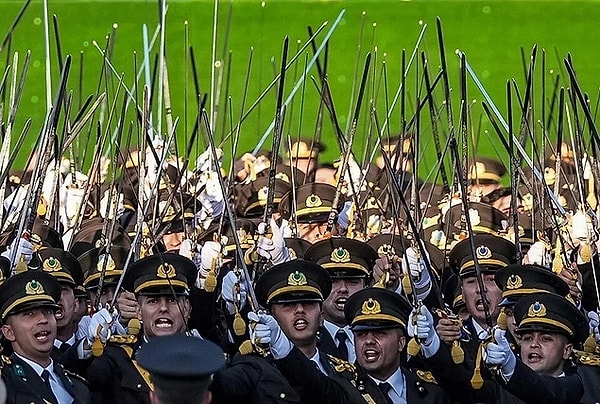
[{"x1": 0, "y1": 136, "x2": 599, "y2": 404}]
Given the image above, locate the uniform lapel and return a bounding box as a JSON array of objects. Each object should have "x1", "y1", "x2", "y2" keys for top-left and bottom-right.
[{"x1": 10, "y1": 354, "x2": 58, "y2": 404}]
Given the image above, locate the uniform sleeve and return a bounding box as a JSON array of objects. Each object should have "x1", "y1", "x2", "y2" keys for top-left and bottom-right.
[{"x1": 503, "y1": 360, "x2": 584, "y2": 404}]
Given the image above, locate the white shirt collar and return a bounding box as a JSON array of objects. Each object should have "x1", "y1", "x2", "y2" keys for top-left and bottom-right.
[
  {"x1": 309, "y1": 349, "x2": 328, "y2": 375},
  {"x1": 369, "y1": 367, "x2": 405, "y2": 401},
  {"x1": 470, "y1": 317, "x2": 489, "y2": 340},
  {"x1": 53, "y1": 333, "x2": 77, "y2": 349}
]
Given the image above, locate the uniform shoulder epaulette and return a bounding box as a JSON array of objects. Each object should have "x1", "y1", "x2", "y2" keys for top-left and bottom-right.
[
  {"x1": 327, "y1": 354, "x2": 357, "y2": 376},
  {"x1": 415, "y1": 369, "x2": 438, "y2": 384},
  {"x1": 573, "y1": 350, "x2": 600, "y2": 366},
  {"x1": 0, "y1": 355, "x2": 10, "y2": 367},
  {"x1": 59, "y1": 363, "x2": 89, "y2": 385},
  {"x1": 108, "y1": 334, "x2": 138, "y2": 345}
]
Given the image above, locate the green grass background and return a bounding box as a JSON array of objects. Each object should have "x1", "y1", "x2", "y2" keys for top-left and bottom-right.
[{"x1": 1, "y1": 0, "x2": 600, "y2": 177}]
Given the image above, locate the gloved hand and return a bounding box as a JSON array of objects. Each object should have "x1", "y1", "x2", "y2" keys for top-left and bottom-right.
[
  {"x1": 86, "y1": 308, "x2": 114, "y2": 344},
  {"x1": 484, "y1": 328, "x2": 517, "y2": 380},
  {"x1": 407, "y1": 305, "x2": 440, "y2": 358},
  {"x1": 588, "y1": 311, "x2": 600, "y2": 341},
  {"x1": 248, "y1": 311, "x2": 293, "y2": 359},
  {"x1": 197, "y1": 172, "x2": 225, "y2": 229},
  {"x1": 571, "y1": 210, "x2": 596, "y2": 241},
  {"x1": 1, "y1": 237, "x2": 34, "y2": 265},
  {"x1": 221, "y1": 270, "x2": 248, "y2": 314},
  {"x1": 196, "y1": 241, "x2": 222, "y2": 289},
  {"x1": 196, "y1": 148, "x2": 223, "y2": 174},
  {"x1": 99, "y1": 188, "x2": 124, "y2": 220},
  {"x1": 402, "y1": 247, "x2": 432, "y2": 300},
  {"x1": 337, "y1": 201, "x2": 353, "y2": 230},
  {"x1": 257, "y1": 218, "x2": 290, "y2": 265},
  {"x1": 524, "y1": 240, "x2": 547, "y2": 266}
]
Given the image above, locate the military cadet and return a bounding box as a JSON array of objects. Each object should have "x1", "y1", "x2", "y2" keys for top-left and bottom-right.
[
  {"x1": 304, "y1": 238, "x2": 378, "y2": 362},
  {"x1": 85, "y1": 253, "x2": 197, "y2": 404},
  {"x1": 278, "y1": 182, "x2": 345, "y2": 243},
  {"x1": 483, "y1": 292, "x2": 586, "y2": 403},
  {"x1": 494, "y1": 263, "x2": 569, "y2": 343},
  {"x1": 467, "y1": 156, "x2": 507, "y2": 201},
  {"x1": 36, "y1": 248, "x2": 92, "y2": 376},
  {"x1": 286, "y1": 139, "x2": 324, "y2": 180},
  {"x1": 136, "y1": 334, "x2": 226, "y2": 404},
  {"x1": 0, "y1": 271, "x2": 90, "y2": 404},
  {"x1": 344, "y1": 287, "x2": 449, "y2": 403},
  {"x1": 409, "y1": 234, "x2": 516, "y2": 403}
]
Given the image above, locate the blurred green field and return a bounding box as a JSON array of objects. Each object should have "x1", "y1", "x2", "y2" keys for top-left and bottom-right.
[{"x1": 1, "y1": 0, "x2": 600, "y2": 176}]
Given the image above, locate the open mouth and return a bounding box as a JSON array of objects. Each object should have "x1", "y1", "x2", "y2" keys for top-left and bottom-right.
[
  {"x1": 154, "y1": 318, "x2": 173, "y2": 329},
  {"x1": 334, "y1": 297, "x2": 348, "y2": 311},
  {"x1": 363, "y1": 348, "x2": 380, "y2": 363},
  {"x1": 54, "y1": 307, "x2": 64, "y2": 321},
  {"x1": 35, "y1": 330, "x2": 51, "y2": 343},
  {"x1": 527, "y1": 352, "x2": 542, "y2": 363},
  {"x1": 293, "y1": 318, "x2": 308, "y2": 331}
]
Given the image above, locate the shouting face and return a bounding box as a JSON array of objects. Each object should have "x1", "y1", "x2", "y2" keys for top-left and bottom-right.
[{"x1": 137, "y1": 295, "x2": 191, "y2": 338}]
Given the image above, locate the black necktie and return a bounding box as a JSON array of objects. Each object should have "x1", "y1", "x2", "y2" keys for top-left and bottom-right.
[
  {"x1": 378, "y1": 382, "x2": 394, "y2": 404},
  {"x1": 41, "y1": 370, "x2": 52, "y2": 388},
  {"x1": 59, "y1": 342, "x2": 71, "y2": 353},
  {"x1": 335, "y1": 329, "x2": 349, "y2": 361}
]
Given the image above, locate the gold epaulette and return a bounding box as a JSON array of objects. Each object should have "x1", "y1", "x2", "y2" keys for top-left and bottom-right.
[
  {"x1": 573, "y1": 350, "x2": 600, "y2": 366},
  {"x1": 60, "y1": 364, "x2": 89, "y2": 385},
  {"x1": 415, "y1": 369, "x2": 438, "y2": 384},
  {"x1": 108, "y1": 334, "x2": 138, "y2": 345},
  {"x1": 0, "y1": 355, "x2": 10, "y2": 370},
  {"x1": 328, "y1": 354, "x2": 357, "y2": 377}
]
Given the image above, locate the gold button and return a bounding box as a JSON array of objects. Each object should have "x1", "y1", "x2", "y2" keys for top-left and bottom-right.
[
  {"x1": 280, "y1": 393, "x2": 286, "y2": 399},
  {"x1": 137, "y1": 384, "x2": 142, "y2": 389}
]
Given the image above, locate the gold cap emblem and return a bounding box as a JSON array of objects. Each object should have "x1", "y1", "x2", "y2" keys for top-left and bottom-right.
[
  {"x1": 305, "y1": 194, "x2": 322, "y2": 208},
  {"x1": 475, "y1": 245, "x2": 492, "y2": 260},
  {"x1": 42, "y1": 257, "x2": 62, "y2": 272},
  {"x1": 275, "y1": 172, "x2": 290, "y2": 183},
  {"x1": 506, "y1": 274, "x2": 523, "y2": 290},
  {"x1": 330, "y1": 247, "x2": 351, "y2": 263},
  {"x1": 527, "y1": 301, "x2": 547, "y2": 317},
  {"x1": 287, "y1": 271, "x2": 307, "y2": 286},
  {"x1": 361, "y1": 298, "x2": 382, "y2": 315},
  {"x1": 25, "y1": 280, "x2": 45, "y2": 295},
  {"x1": 258, "y1": 186, "x2": 269, "y2": 202},
  {"x1": 97, "y1": 254, "x2": 117, "y2": 273},
  {"x1": 157, "y1": 263, "x2": 177, "y2": 279}
]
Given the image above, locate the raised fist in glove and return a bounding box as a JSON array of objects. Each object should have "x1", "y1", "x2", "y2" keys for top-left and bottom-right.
[
  {"x1": 407, "y1": 305, "x2": 440, "y2": 357},
  {"x1": 86, "y1": 308, "x2": 114, "y2": 344},
  {"x1": 524, "y1": 240, "x2": 547, "y2": 266},
  {"x1": 571, "y1": 210, "x2": 596, "y2": 241},
  {"x1": 221, "y1": 270, "x2": 248, "y2": 314},
  {"x1": 402, "y1": 247, "x2": 432, "y2": 300},
  {"x1": 484, "y1": 328, "x2": 516, "y2": 380},
  {"x1": 1, "y1": 237, "x2": 34, "y2": 266},
  {"x1": 248, "y1": 311, "x2": 293, "y2": 359},
  {"x1": 257, "y1": 218, "x2": 290, "y2": 265},
  {"x1": 588, "y1": 311, "x2": 600, "y2": 341},
  {"x1": 196, "y1": 241, "x2": 223, "y2": 288}
]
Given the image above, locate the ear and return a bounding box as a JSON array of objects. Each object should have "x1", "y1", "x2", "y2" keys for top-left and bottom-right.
[
  {"x1": 398, "y1": 331, "x2": 406, "y2": 353},
  {"x1": 202, "y1": 391, "x2": 212, "y2": 404},
  {"x1": 563, "y1": 342, "x2": 573, "y2": 360},
  {"x1": 2, "y1": 323, "x2": 15, "y2": 342},
  {"x1": 182, "y1": 298, "x2": 192, "y2": 319}
]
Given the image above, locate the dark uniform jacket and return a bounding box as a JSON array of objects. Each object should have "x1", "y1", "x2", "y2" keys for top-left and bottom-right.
[
  {"x1": 317, "y1": 325, "x2": 346, "y2": 360},
  {"x1": 51, "y1": 338, "x2": 92, "y2": 378},
  {"x1": 2, "y1": 353, "x2": 91, "y2": 404},
  {"x1": 573, "y1": 351, "x2": 600, "y2": 404},
  {"x1": 275, "y1": 346, "x2": 449, "y2": 403},
  {"x1": 211, "y1": 352, "x2": 301, "y2": 404},
  {"x1": 86, "y1": 336, "x2": 151, "y2": 404}
]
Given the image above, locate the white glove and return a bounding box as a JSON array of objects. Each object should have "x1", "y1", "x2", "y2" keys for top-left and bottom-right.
[
  {"x1": 248, "y1": 311, "x2": 293, "y2": 359},
  {"x1": 401, "y1": 247, "x2": 432, "y2": 300},
  {"x1": 582, "y1": 155, "x2": 593, "y2": 180},
  {"x1": 407, "y1": 305, "x2": 440, "y2": 358},
  {"x1": 86, "y1": 308, "x2": 113, "y2": 344},
  {"x1": 3, "y1": 186, "x2": 28, "y2": 228},
  {"x1": 524, "y1": 240, "x2": 547, "y2": 265},
  {"x1": 197, "y1": 172, "x2": 225, "y2": 229},
  {"x1": 484, "y1": 328, "x2": 516, "y2": 380},
  {"x1": 337, "y1": 201, "x2": 352, "y2": 230},
  {"x1": 195, "y1": 148, "x2": 223, "y2": 174},
  {"x1": 62, "y1": 186, "x2": 85, "y2": 222},
  {"x1": 179, "y1": 239, "x2": 195, "y2": 260},
  {"x1": 257, "y1": 218, "x2": 290, "y2": 265},
  {"x1": 221, "y1": 271, "x2": 248, "y2": 314},
  {"x1": 1, "y1": 237, "x2": 34, "y2": 265},
  {"x1": 571, "y1": 210, "x2": 595, "y2": 241},
  {"x1": 99, "y1": 188, "x2": 124, "y2": 220},
  {"x1": 196, "y1": 241, "x2": 222, "y2": 288},
  {"x1": 588, "y1": 311, "x2": 600, "y2": 341}
]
